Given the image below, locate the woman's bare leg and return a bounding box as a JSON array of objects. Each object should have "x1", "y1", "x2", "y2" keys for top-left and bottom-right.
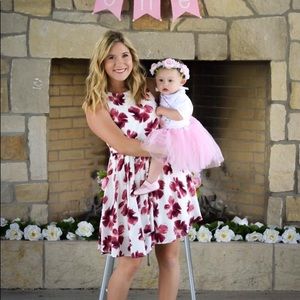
[
  {"x1": 155, "y1": 240, "x2": 181, "y2": 300},
  {"x1": 107, "y1": 256, "x2": 143, "y2": 300}
]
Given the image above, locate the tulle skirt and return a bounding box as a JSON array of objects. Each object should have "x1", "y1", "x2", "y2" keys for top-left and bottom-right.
[{"x1": 142, "y1": 117, "x2": 224, "y2": 173}]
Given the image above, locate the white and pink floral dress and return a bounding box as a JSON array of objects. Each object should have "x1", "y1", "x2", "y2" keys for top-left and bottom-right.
[{"x1": 98, "y1": 92, "x2": 202, "y2": 258}]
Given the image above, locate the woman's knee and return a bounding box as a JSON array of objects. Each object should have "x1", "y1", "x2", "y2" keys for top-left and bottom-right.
[
  {"x1": 155, "y1": 243, "x2": 180, "y2": 270},
  {"x1": 117, "y1": 257, "x2": 143, "y2": 277}
]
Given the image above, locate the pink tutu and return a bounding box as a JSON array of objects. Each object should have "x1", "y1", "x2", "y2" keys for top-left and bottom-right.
[{"x1": 142, "y1": 117, "x2": 224, "y2": 173}]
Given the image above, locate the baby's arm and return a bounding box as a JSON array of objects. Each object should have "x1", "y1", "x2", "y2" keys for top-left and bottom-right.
[{"x1": 156, "y1": 106, "x2": 183, "y2": 121}]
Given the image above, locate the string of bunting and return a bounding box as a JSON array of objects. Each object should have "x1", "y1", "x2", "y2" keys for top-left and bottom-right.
[{"x1": 93, "y1": 0, "x2": 201, "y2": 21}]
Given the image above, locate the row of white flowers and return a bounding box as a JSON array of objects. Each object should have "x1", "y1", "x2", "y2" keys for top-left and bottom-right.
[
  {"x1": 1, "y1": 217, "x2": 94, "y2": 241},
  {"x1": 188, "y1": 217, "x2": 300, "y2": 244},
  {"x1": 2, "y1": 216, "x2": 299, "y2": 244}
]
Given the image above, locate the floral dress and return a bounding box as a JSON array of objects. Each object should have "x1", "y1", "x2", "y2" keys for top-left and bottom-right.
[{"x1": 98, "y1": 92, "x2": 202, "y2": 258}]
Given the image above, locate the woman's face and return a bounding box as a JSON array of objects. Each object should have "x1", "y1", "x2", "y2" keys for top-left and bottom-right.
[{"x1": 104, "y1": 42, "x2": 133, "y2": 85}]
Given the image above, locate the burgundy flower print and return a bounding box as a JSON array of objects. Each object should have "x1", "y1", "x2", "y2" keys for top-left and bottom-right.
[
  {"x1": 126, "y1": 130, "x2": 138, "y2": 138},
  {"x1": 154, "y1": 224, "x2": 168, "y2": 242},
  {"x1": 134, "y1": 158, "x2": 146, "y2": 174},
  {"x1": 163, "y1": 163, "x2": 172, "y2": 175},
  {"x1": 150, "y1": 180, "x2": 164, "y2": 199},
  {"x1": 109, "y1": 93, "x2": 125, "y2": 106},
  {"x1": 132, "y1": 251, "x2": 145, "y2": 258},
  {"x1": 123, "y1": 163, "x2": 132, "y2": 183},
  {"x1": 174, "y1": 220, "x2": 188, "y2": 238},
  {"x1": 121, "y1": 203, "x2": 138, "y2": 225},
  {"x1": 102, "y1": 235, "x2": 113, "y2": 252},
  {"x1": 110, "y1": 108, "x2": 128, "y2": 128},
  {"x1": 187, "y1": 201, "x2": 195, "y2": 213},
  {"x1": 186, "y1": 175, "x2": 196, "y2": 196},
  {"x1": 102, "y1": 207, "x2": 117, "y2": 228},
  {"x1": 164, "y1": 196, "x2": 182, "y2": 219},
  {"x1": 170, "y1": 177, "x2": 187, "y2": 198},
  {"x1": 116, "y1": 158, "x2": 125, "y2": 171},
  {"x1": 128, "y1": 106, "x2": 150, "y2": 123},
  {"x1": 145, "y1": 118, "x2": 159, "y2": 136}
]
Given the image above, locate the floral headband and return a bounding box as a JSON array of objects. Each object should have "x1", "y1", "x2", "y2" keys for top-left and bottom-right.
[{"x1": 150, "y1": 58, "x2": 190, "y2": 80}]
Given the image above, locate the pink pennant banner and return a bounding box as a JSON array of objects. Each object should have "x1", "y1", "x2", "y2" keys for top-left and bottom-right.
[
  {"x1": 93, "y1": 0, "x2": 123, "y2": 20},
  {"x1": 133, "y1": 0, "x2": 161, "y2": 21},
  {"x1": 170, "y1": 0, "x2": 201, "y2": 21}
]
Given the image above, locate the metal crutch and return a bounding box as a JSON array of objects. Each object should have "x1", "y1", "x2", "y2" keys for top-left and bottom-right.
[
  {"x1": 98, "y1": 237, "x2": 196, "y2": 300},
  {"x1": 99, "y1": 255, "x2": 115, "y2": 300},
  {"x1": 184, "y1": 235, "x2": 197, "y2": 300}
]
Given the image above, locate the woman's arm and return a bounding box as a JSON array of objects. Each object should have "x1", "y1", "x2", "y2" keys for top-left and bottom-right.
[{"x1": 85, "y1": 105, "x2": 149, "y2": 157}]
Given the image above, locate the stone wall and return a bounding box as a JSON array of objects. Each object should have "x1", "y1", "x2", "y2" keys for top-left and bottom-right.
[
  {"x1": 1, "y1": 0, "x2": 300, "y2": 225},
  {"x1": 1, "y1": 240, "x2": 299, "y2": 291}
]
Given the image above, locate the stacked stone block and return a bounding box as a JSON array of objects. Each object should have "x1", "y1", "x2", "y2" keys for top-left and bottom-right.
[{"x1": 0, "y1": 0, "x2": 299, "y2": 225}]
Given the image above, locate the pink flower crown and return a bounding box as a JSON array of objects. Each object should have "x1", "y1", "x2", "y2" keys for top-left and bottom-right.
[{"x1": 150, "y1": 58, "x2": 190, "y2": 80}]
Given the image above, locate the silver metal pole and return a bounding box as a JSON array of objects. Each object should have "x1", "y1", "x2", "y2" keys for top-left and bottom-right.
[
  {"x1": 184, "y1": 236, "x2": 197, "y2": 300},
  {"x1": 99, "y1": 255, "x2": 115, "y2": 300}
]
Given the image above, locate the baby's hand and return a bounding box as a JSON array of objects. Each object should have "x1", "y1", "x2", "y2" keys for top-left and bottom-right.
[{"x1": 156, "y1": 106, "x2": 164, "y2": 116}]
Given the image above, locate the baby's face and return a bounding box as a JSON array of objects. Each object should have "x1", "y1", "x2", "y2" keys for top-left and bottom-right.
[{"x1": 155, "y1": 68, "x2": 185, "y2": 95}]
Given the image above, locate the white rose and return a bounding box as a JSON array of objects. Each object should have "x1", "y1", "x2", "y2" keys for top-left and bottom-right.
[
  {"x1": 234, "y1": 234, "x2": 243, "y2": 241},
  {"x1": 282, "y1": 228, "x2": 300, "y2": 244},
  {"x1": 24, "y1": 225, "x2": 42, "y2": 241},
  {"x1": 252, "y1": 222, "x2": 264, "y2": 228},
  {"x1": 188, "y1": 227, "x2": 197, "y2": 241},
  {"x1": 245, "y1": 232, "x2": 263, "y2": 242},
  {"x1": 62, "y1": 217, "x2": 75, "y2": 224},
  {"x1": 1, "y1": 217, "x2": 8, "y2": 227},
  {"x1": 217, "y1": 221, "x2": 224, "y2": 228},
  {"x1": 5, "y1": 223, "x2": 23, "y2": 240},
  {"x1": 232, "y1": 216, "x2": 248, "y2": 226},
  {"x1": 66, "y1": 232, "x2": 77, "y2": 240},
  {"x1": 263, "y1": 228, "x2": 281, "y2": 243},
  {"x1": 75, "y1": 221, "x2": 94, "y2": 238},
  {"x1": 12, "y1": 217, "x2": 21, "y2": 223},
  {"x1": 42, "y1": 225, "x2": 63, "y2": 241},
  {"x1": 196, "y1": 226, "x2": 212, "y2": 243},
  {"x1": 214, "y1": 225, "x2": 235, "y2": 242}
]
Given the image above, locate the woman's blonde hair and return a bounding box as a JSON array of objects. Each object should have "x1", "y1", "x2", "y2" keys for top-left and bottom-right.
[{"x1": 82, "y1": 31, "x2": 147, "y2": 112}]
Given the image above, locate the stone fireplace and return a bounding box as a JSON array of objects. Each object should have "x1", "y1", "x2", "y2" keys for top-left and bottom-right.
[{"x1": 1, "y1": 0, "x2": 300, "y2": 227}]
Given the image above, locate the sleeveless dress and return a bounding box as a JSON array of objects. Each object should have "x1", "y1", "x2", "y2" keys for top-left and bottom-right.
[{"x1": 98, "y1": 92, "x2": 202, "y2": 258}]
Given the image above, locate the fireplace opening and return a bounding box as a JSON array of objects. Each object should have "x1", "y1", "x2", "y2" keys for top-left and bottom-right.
[{"x1": 48, "y1": 59, "x2": 269, "y2": 222}]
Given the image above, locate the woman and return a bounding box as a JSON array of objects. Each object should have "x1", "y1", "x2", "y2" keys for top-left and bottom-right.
[{"x1": 82, "y1": 30, "x2": 202, "y2": 300}]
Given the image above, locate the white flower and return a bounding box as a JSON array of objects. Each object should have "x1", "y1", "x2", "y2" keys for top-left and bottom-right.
[
  {"x1": 62, "y1": 217, "x2": 75, "y2": 224},
  {"x1": 188, "y1": 227, "x2": 197, "y2": 241},
  {"x1": 75, "y1": 221, "x2": 94, "y2": 238},
  {"x1": 246, "y1": 232, "x2": 263, "y2": 242},
  {"x1": 214, "y1": 225, "x2": 235, "y2": 242},
  {"x1": 252, "y1": 222, "x2": 264, "y2": 228},
  {"x1": 66, "y1": 232, "x2": 77, "y2": 240},
  {"x1": 282, "y1": 228, "x2": 300, "y2": 244},
  {"x1": 5, "y1": 223, "x2": 23, "y2": 240},
  {"x1": 232, "y1": 216, "x2": 248, "y2": 226},
  {"x1": 42, "y1": 225, "x2": 63, "y2": 241},
  {"x1": 234, "y1": 234, "x2": 243, "y2": 241},
  {"x1": 1, "y1": 217, "x2": 8, "y2": 227},
  {"x1": 263, "y1": 228, "x2": 281, "y2": 243},
  {"x1": 24, "y1": 225, "x2": 42, "y2": 241},
  {"x1": 217, "y1": 221, "x2": 224, "y2": 228},
  {"x1": 196, "y1": 226, "x2": 212, "y2": 242},
  {"x1": 12, "y1": 217, "x2": 21, "y2": 223}
]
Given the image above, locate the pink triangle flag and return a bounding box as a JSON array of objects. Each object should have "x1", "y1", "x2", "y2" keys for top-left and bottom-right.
[
  {"x1": 133, "y1": 0, "x2": 161, "y2": 21},
  {"x1": 170, "y1": 0, "x2": 201, "y2": 21},
  {"x1": 93, "y1": 0, "x2": 124, "y2": 21}
]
